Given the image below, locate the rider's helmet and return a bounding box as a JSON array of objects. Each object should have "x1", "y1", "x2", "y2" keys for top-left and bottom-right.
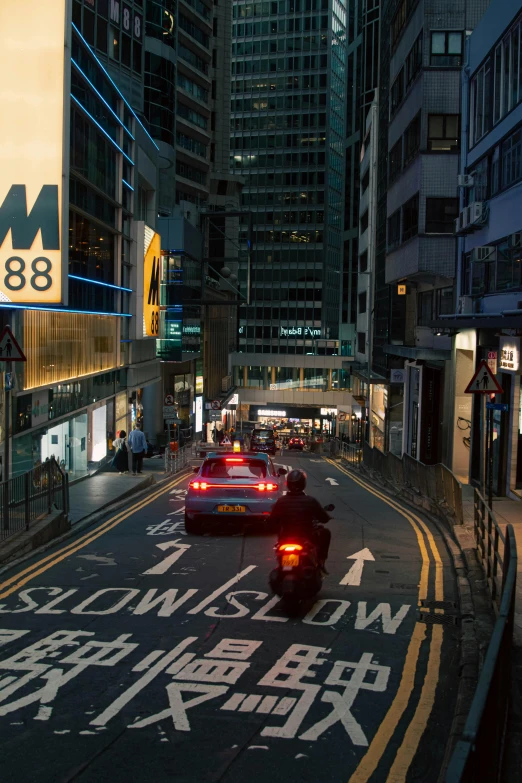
[{"x1": 287, "y1": 469, "x2": 307, "y2": 493}]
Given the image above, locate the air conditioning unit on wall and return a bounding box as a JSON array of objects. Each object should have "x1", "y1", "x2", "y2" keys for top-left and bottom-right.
[
  {"x1": 457, "y1": 174, "x2": 474, "y2": 188},
  {"x1": 458, "y1": 296, "x2": 473, "y2": 314},
  {"x1": 468, "y1": 201, "x2": 484, "y2": 225},
  {"x1": 471, "y1": 246, "x2": 495, "y2": 263}
]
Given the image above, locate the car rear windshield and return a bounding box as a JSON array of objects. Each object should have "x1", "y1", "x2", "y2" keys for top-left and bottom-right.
[
  {"x1": 202, "y1": 458, "x2": 268, "y2": 479},
  {"x1": 252, "y1": 429, "x2": 274, "y2": 441}
]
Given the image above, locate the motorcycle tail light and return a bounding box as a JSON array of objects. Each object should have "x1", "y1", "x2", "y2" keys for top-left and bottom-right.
[{"x1": 279, "y1": 543, "x2": 303, "y2": 552}]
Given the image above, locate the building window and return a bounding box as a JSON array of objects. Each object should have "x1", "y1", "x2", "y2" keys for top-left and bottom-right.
[
  {"x1": 430, "y1": 31, "x2": 463, "y2": 66},
  {"x1": 470, "y1": 58, "x2": 491, "y2": 145},
  {"x1": 358, "y1": 291, "x2": 367, "y2": 314},
  {"x1": 390, "y1": 68, "x2": 404, "y2": 117},
  {"x1": 425, "y1": 198, "x2": 459, "y2": 233},
  {"x1": 388, "y1": 209, "x2": 401, "y2": 250},
  {"x1": 406, "y1": 32, "x2": 423, "y2": 88},
  {"x1": 427, "y1": 114, "x2": 459, "y2": 151},
  {"x1": 404, "y1": 113, "x2": 420, "y2": 164},
  {"x1": 359, "y1": 250, "x2": 368, "y2": 272},
  {"x1": 417, "y1": 291, "x2": 433, "y2": 326},
  {"x1": 501, "y1": 128, "x2": 522, "y2": 189},
  {"x1": 434, "y1": 286, "x2": 454, "y2": 316},
  {"x1": 389, "y1": 138, "x2": 402, "y2": 183},
  {"x1": 493, "y1": 18, "x2": 522, "y2": 124},
  {"x1": 357, "y1": 331, "x2": 366, "y2": 354},
  {"x1": 360, "y1": 210, "x2": 368, "y2": 233},
  {"x1": 402, "y1": 194, "x2": 419, "y2": 241}
]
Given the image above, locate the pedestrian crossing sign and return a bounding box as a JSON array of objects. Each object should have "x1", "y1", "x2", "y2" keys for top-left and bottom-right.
[
  {"x1": 464, "y1": 360, "x2": 504, "y2": 394},
  {"x1": 0, "y1": 325, "x2": 26, "y2": 362},
  {"x1": 221, "y1": 435, "x2": 231, "y2": 445}
]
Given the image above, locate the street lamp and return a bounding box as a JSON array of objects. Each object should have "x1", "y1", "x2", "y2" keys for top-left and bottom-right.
[{"x1": 351, "y1": 412, "x2": 357, "y2": 443}]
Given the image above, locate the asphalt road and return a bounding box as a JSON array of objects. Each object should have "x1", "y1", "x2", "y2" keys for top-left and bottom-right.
[{"x1": 0, "y1": 453, "x2": 459, "y2": 783}]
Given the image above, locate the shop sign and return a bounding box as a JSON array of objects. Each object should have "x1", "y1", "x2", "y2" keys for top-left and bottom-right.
[
  {"x1": 487, "y1": 351, "x2": 497, "y2": 375},
  {"x1": 155, "y1": 340, "x2": 182, "y2": 362},
  {"x1": 0, "y1": 0, "x2": 70, "y2": 304},
  {"x1": 31, "y1": 391, "x2": 49, "y2": 428},
  {"x1": 390, "y1": 369, "x2": 405, "y2": 384},
  {"x1": 320, "y1": 408, "x2": 337, "y2": 415},
  {"x1": 195, "y1": 396, "x2": 203, "y2": 433},
  {"x1": 280, "y1": 326, "x2": 321, "y2": 338},
  {"x1": 196, "y1": 375, "x2": 204, "y2": 394},
  {"x1": 143, "y1": 225, "x2": 161, "y2": 337},
  {"x1": 499, "y1": 337, "x2": 520, "y2": 373},
  {"x1": 258, "y1": 409, "x2": 286, "y2": 417},
  {"x1": 183, "y1": 324, "x2": 201, "y2": 335}
]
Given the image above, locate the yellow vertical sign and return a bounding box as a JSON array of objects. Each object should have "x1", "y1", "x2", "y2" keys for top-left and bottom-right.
[
  {"x1": 0, "y1": 0, "x2": 69, "y2": 304},
  {"x1": 144, "y1": 227, "x2": 161, "y2": 336}
]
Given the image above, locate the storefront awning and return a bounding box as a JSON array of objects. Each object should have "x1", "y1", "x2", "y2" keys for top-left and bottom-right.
[{"x1": 383, "y1": 344, "x2": 451, "y2": 361}]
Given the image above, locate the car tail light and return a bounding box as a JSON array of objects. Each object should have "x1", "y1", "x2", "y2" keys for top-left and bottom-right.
[
  {"x1": 226, "y1": 458, "x2": 244, "y2": 462},
  {"x1": 191, "y1": 481, "x2": 208, "y2": 490},
  {"x1": 278, "y1": 543, "x2": 303, "y2": 552},
  {"x1": 257, "y1": 482, "x2": 277, "y2": 491}
]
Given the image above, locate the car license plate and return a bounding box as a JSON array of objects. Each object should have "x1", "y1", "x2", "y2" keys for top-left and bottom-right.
[
  {"x1": 282, "y1": 554, "x2": 299, "y2": 567},
  {"x1": 217, "y1": 505, "x2": 245, "y2": 513}
]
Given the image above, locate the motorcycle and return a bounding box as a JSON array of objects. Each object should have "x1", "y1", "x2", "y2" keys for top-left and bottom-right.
[{"x1": 269, "y1": 503, "x2": 335, "y2": 613}]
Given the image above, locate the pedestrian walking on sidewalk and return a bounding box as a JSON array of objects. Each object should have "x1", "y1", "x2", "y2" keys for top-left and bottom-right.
[
  {"x1": 112, "y1": 430, "x2": 129, "y2": 474},
  {"x1": 128, "y1": 424, "x2": 147, "y2": 475}
]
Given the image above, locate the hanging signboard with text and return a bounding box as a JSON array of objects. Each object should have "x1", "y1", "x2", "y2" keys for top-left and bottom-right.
[
  {"x1": 499, "y1": 337, "x2": 520, "y2": 373},
  {"x1": 143, "y1": 225, "x2": 161, "y2": 337},
  {"x1": 0, "y1": 0, "x2": 70, "y2": 303}
]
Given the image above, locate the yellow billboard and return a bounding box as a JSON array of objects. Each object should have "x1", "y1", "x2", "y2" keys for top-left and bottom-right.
[
  {"x1": 0, "y1": 0, "x2": 70, "y2": 304},
  {"x1": 144, "y1": 226, "x2": 161, "y2": 336}
]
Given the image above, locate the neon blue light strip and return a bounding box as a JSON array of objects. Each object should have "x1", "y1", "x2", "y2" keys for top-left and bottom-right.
[
  {"x1": 70, "y1": 94, "x2": 134, "y2": 165},
  {"x1": 68, "y1": 275, "x2": 133, "y2": 293},
  {"x1": 71, "y1": 58, "x2": 135, "y2": 140},
  {"x1": 122, "y1": 179, "x2": 134, "y2": 192},
  {"x1": 72, "y1": 23, "x2": 160, "y2": 151},
  {"x1": 0, "y1": 304, "x2": 131, "y2": 317}
]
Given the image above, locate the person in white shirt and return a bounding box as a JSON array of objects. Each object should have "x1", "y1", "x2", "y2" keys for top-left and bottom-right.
[{"x1": 127, "y1": 424, "x2": 148, "y2": 475}]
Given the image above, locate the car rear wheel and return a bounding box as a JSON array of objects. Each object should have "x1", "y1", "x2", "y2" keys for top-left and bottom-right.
[{"x1": 185, "y1": 515, "x2": 203, "y2": 535}]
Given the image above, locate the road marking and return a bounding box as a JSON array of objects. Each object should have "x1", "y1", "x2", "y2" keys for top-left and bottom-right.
[
  {"x1": 323, "y1": 459, "x2": 445, "y2": 783},
  {"x1": 325, "y1": 477, "x2": 339, "y2": 485},
  {"x1": 386, "y1": 624, "x2": 443, "y2": 782},
  {"x1": 0, "y1": 472, "x2": 191, "y2": 600},
  {"x1": 142, "y1": 540, "x2": 191, "y2": 575},
  {"x1": 186, "y1": 566, "x2": 258, "y2": 615},
  {"x1": 340, "y1": 549, "x2": 375, "y2": 586}
]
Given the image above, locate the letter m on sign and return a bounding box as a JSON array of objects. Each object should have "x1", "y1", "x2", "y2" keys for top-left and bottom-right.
[
  {"x1": 148, "y1": 256, "x2": 160, "y2": 306},
  {"x1": 0, "y1": 185, "x2": 59, "y2": 250}
]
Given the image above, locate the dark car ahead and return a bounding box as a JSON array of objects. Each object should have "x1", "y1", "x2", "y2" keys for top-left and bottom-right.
[
  {"x1": 288, "y1": 437, "x2": 305, "y2": 451},
  {"x1": 250, "y1": 428, "x2": 277, "y2": 456}
]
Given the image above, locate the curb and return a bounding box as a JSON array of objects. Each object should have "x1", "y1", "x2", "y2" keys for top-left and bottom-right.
[
  {"x1": 334, "y1": 458, "x2": 487, "y2": 782},
  {"x1": 0, "y1": 468, "x2": 192, "y2": 579}
]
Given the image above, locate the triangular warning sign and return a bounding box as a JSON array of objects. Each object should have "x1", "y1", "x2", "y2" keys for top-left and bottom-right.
[
  {"x1": 0, "y1": 326, "x2": 26, "y2": 362},
  {"x1": 464, "y1": 360, "x2": 503, "y2": 394},
  {"x1": 221, "y1": 436, "x2": 231, "y2": 445}
]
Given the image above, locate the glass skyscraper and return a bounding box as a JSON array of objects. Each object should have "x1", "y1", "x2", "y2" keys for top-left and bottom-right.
[{"x1": 231, "y1": 0, "x2": 347, "y2": 355}]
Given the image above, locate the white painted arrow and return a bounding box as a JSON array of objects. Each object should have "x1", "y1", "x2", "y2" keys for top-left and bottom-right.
[
  {"x1": 142, "y1": 539, "x2": 191, "y2": 575},
  {"x1": 325, "y1": 477, "x2": 339, "y2": 485},
  {"x1": 339, "y1": 548, "x2": 375, "y2": 586}
]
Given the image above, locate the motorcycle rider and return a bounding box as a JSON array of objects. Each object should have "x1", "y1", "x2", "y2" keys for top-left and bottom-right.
[{"x1": 271, "y1": 469, "x2": 332, "y2": 573}]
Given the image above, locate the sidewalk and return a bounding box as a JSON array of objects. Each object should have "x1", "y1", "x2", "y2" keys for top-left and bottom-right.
[
  {"x1": 461, "y1": 485, "x2": 522, "y2": 645},
  {"x1": 67, "y1": 455, "x2": 170, "y2": 525}
]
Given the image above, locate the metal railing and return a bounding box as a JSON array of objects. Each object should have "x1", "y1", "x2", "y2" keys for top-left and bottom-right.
[
  {"x1": 1, "y1": 458, "x2": 69, "y2": 542},
  {"x1": 354, "y1": 444, "x2": 463, "y2": 525},
  {"x1": 164, "y1": 445, "x2": 192, "y2": 475},
  {"x1": 446, "y1": 491, "x2": 517, "y2": 782},
  {"x1": 339, "y1": 443, "x2": 363, "y2": 465}
]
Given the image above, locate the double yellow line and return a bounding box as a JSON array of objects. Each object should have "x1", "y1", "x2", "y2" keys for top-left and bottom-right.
[
  {"x1": 0, "y1": 471, "x2": 190, "y2": 601},
  {"x1": 323, "y1": 458, "x2": 445, "y2": 783}
]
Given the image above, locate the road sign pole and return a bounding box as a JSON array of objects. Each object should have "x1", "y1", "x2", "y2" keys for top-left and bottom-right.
[
  {"x1": 3, "y1": 359, "x2": 11, "y2": 531},
  {"x1": 488, "y1": 404, "x2": 494, "y2": 509},
  {"x1": 481, "y1": 394, "x2": 487, "y2": 497}
]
